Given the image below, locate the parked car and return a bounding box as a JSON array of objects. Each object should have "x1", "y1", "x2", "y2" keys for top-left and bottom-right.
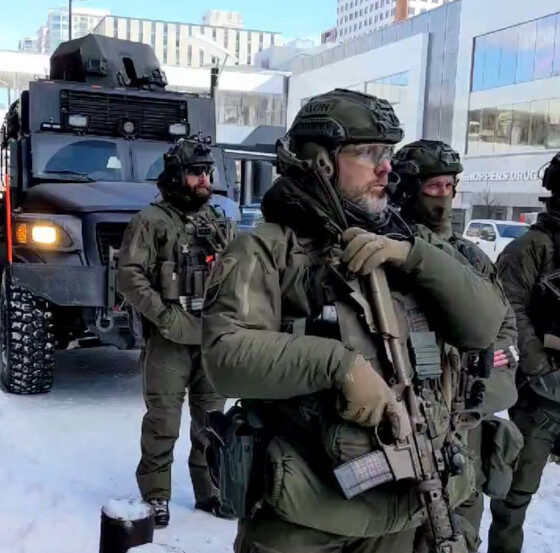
[{"x1": 462, "y1": 219, "x2": 529, "y2": 262}]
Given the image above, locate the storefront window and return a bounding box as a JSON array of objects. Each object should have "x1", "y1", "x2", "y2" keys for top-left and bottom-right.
[
  {"x1": 467, "y1": 99, "x2": 560, "y2": 155},
  {"x1": 479, "y1": 108, "x2": 497, "y2": 154},
  {"x1": 529, "y1": 99, "x2": 549, "y2": 149},
  {"x1": 216, "y1": 91, "x2": 286, "y2": 127},
  {"x1": 467, "y1": 110, "x2": 481, "y2": 155},
  {"x1": 494, "y1": 106, "x2": 513, "y2": 153},
  {"x1": 511, "y1": 103, "x2": 530, "y2": 150},
  {"x1": 546, "y1": 98, "x2": 560, "y2": 149}
]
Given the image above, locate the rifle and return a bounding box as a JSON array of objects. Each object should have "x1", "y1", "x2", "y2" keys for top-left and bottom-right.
[{"x1": 331, "y1": 265, "x2": 470, "y2": 553}]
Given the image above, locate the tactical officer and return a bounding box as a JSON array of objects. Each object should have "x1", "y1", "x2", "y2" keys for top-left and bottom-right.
[
  {"x1": 202, "y1": 89, "x2": 508, "y2": 553},
  {"x1": 392, "y1": 140, "x2": 521, "y2": 552},
  {"x1": 117, "y1": 138, "x2": 233, "y2": 526},
  {"x1": 488, "y1": 151, "x2": 560, "y2": 553}
]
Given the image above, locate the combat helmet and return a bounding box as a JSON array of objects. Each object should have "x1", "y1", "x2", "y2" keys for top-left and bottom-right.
[
  {"x1": 391, "y1": 139, "x2": 463, "y2": 204},
  {"x1": 158, "y1": 135, "x2": 215, "y2": 192},
  {"x1": 277, "y1": 88, "x2": 404, "y2": 182}
]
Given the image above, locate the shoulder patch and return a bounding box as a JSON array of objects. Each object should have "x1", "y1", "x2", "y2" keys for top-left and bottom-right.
[
  {"x1": 203, "y1": 254, "x2": 238, "y2": 309},
  {"x1": 207, "y1": 255, "x2": 238, "y2": 288}
]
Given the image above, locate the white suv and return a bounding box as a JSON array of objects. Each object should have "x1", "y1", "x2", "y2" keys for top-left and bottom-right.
[{"x1": 462, "y1": 219, "x2": 529, "y2": 262}]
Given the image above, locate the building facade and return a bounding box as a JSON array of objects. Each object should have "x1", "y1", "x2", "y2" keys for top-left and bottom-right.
[
  {"x1": 39, "y1": 7, "x2": 110, "y2": 53},
  {"x1": 336, "y1": 0, "x2": 446, "y2": 41},
  {"x1": 18, "y1": 38, "x2": 36, "y2": 52},
  {"x1": 92, "y1": 12, "x2": 283, "y2": 68},
  {"x1": 289, "y1": 0, "x2": 560, "y2": 228}
]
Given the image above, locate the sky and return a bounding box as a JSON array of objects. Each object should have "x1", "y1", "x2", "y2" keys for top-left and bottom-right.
[{"x1": 0, "y1": 0, "x2": 336, "y2": 51}]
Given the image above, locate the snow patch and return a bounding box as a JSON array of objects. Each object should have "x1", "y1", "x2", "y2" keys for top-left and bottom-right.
[
  {"x1": 102, "y1": 499, "x2": 153, "y2": 521},
  {"x1": 129, "y1": 544, "x2": 184, "y2": 552}
]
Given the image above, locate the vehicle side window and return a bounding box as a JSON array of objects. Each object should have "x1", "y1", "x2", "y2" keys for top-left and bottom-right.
[
  {"x1": 466, "y1": 222, "x2": 481, "y2": 237},
  {"x1": 480, "y1": 223, "x2": 496, "y2": 241}
]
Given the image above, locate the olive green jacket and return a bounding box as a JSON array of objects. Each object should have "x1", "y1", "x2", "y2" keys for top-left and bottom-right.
[
  {"x1": 416, "y1": 227, "x2": 518, "y2": 415},
  {"x1": 118, "y1": 200, "x2": 221, "y2": 345},
  {"x1": 202, "y1": 220, "x2": 507, "y2": 536}
]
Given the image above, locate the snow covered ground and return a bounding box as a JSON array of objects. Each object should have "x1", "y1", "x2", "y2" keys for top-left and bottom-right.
[{"x1": 0, "y1": 346, "x2": 559, "y2": 553}]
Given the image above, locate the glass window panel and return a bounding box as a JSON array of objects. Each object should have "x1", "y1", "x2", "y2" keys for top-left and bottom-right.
[
  {"x1": 554, "y1": 15, "x2": 560, "y2": 76},
  {"x1": 515, "y1": 20, "x2": 537, "y2": 83},
  {"x1": 511, "y1": 102, "x2": 530, "y2": 151},
  {"x1": 534, "y1": 15, "x2": 557, "y2": 79},
  {"x1": 479, "y1": 108, "x2": 497, "y2": 154},
  {"x1": 467, "y1": 110, "x2": 481, "y2": 155},
  {"x1": 529, "y1": 99, "x2": 549, "y2": 149},
  {"x1": 497, "y1": 27, "x2": 518, "y2": 87},
  {"x1": 391, "y1": 71, "x2": 409, "y2": 86},
  {"x1": 471, "y1": 35, "x2": 486, "y2": 91},
  {"x1": 482, "y1": 31, "x2": 502, "y2": 90},
  {"x1": 494, "y1": 106, "x2": 513, "y2": 152},
  {"x1": 545, "y1": 98, "x2": 560, "y2": 150}
]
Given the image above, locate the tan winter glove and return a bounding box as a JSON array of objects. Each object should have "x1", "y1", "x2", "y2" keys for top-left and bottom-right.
[
  {"x1": 337, "y1": 354, "x2": 402, "y2": 438},
  {"x1": 341, "y1": 227, "x2": 412, "y2": 274}
]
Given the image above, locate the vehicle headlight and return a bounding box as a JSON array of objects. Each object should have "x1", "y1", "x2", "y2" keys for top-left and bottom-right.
[
  {"x1": 32, "y1": 225, "x2": 58, "y2": 244},
  {"x1": 14, "y1": 222, "x2": 72, "y2": 247}
]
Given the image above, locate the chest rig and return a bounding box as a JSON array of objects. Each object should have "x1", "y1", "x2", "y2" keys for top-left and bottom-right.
[{"x1": 155, "y1": 202, "x2": 234, "y2": 313}]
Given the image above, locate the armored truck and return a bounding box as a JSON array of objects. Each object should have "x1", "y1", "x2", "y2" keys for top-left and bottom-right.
[{"x1": 0, "y1": 34, "x2": 254, "y2": 394}]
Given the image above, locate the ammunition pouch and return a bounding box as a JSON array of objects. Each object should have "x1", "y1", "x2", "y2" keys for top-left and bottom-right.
[
  {"x1": 480, "y1": 416, "x2": 523, "y2": 499},
  {"x1": 205, "y1": 404, "x2": 267, "y2": 519}
]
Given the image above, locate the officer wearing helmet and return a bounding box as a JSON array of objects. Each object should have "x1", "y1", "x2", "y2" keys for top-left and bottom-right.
[
  {"x1": 487, "y1": 151, "x2": 560, "y2": 553},
  {"x1": 201, "y1": 89, "x2": 507, "y2": 552},
  {"x1": 392, "y1": 140, "x2": 521, "y2": 552},
  {"x1": 117, "y1": 138, "x2": 235, "y2": 526}
]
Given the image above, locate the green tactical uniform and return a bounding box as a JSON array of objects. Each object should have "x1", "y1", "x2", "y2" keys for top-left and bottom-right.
[
  {"x1": 117, "y1": 140, "x2": 231, "y2": 514},
  {"x1": 202, "y1": 91, "x2": 508, "y2": 553},
  {"x1": 488, "y1": 158, "x2": 560, "y2": 553},
  {"x1": 392, "y1": 141, "x2": 521, "y2": 553}
]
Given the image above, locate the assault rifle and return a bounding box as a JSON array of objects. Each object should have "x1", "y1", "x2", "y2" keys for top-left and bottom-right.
[{"x1": 330, "y1": 265, "x2": 471, "y2": 553}]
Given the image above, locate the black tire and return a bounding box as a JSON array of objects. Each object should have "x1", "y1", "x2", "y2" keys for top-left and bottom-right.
[{"x1": 0, "y1": 269, "x2": 56, "y2": 394}]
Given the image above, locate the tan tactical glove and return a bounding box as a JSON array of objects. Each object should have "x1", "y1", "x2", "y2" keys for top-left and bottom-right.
[
  {"x1": 337, "y1": 354, "x2": 402, "y2": 438},
  {"x1": 158, "y1": 304, "x2": 199, "y2": 344},
  {"x1": 341, "y1": 227, "x2": 412, "y2": 274}
]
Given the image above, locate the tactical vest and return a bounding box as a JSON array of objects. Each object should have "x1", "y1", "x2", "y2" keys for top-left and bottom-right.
[
  {"x1": 154, "y1": 202, "x2": 235, "y2": 313},
  {"x1": 266, "y1": 236, "x2": 457, "y2": 465}
]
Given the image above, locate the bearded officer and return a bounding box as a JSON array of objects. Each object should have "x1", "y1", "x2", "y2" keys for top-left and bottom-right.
[
  {"x1": 118, "y1": 138, "x2": 233, "y2": 526},
  {"x1": 202, "y1": 89, "x2": 508, "y2": 552}
]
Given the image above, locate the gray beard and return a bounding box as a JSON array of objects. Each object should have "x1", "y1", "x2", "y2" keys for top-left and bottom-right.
[{"x1": 348, "y1": 193, "x2": 388, "y2": 214}]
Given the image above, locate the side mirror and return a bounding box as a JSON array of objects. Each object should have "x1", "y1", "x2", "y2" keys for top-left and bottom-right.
[{"x1": 480, "y1": 228, "x2": 496, "y2": 241}]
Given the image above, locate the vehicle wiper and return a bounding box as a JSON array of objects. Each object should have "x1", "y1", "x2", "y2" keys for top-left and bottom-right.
[{"x1": 39, "y1": 170, "x2": 96, "y2": 183}]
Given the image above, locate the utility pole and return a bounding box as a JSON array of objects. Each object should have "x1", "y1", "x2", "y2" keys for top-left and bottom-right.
[{"x1": 69, "y1": 0, "x2": 73, "y2": 40}]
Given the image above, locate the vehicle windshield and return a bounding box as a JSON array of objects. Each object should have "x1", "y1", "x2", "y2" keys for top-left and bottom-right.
[
  {"x1": 496, "y1": 224, "x2": 529, "y2": 238},
  {"x1": 43, "y1": 139, "x2": 123, "y2": 182}
]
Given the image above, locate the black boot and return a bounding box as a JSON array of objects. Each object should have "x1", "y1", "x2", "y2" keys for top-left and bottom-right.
[
  {"x1": 195, "y1": 497, "x2": 235, "y2": 520},
  {"x1": 148, "y1": 498, "x2": 170, "y2": 528}
]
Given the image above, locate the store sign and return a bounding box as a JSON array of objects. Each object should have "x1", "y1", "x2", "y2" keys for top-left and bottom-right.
[{"x1": 461, "y1": 170, "x2": 539, "y2": 182}]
